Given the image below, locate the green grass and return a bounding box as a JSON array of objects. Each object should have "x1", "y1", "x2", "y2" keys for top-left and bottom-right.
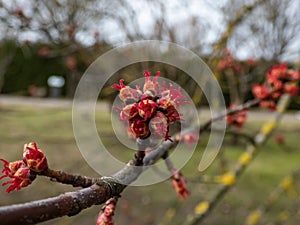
[{"x1": 0, "y1": 104, "x2": 299, "y2": 225}]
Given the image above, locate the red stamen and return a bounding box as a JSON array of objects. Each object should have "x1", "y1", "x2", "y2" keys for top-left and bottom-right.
[{"x1": 111, "y1": 79, "x2": 125, "y2": 90}]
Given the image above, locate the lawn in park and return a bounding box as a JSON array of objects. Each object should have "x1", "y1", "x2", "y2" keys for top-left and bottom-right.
[{"x1": 0, "y1": 103, "x2": 299, "y2": 225}]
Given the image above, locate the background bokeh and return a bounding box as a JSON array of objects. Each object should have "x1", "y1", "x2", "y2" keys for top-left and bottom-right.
[{"x1": 0, "y1": 1, "x2": 300, "y2": 224}]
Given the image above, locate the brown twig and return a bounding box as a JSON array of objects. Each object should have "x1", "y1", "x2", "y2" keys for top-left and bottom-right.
[
  {"x1": 0, "y1": 177, "x2": 125, "y2": 225},
  {"x1": 225, "y1": 130, "x2": 256, "y2": 145},
  {"x1": 200, "y1": 98, "x2": 260, "y2": 131},
  {"x1": 39, "y1": 168, "x2": 99, "y2": 188},
  {"x1": 185, "y1": 94, "x2": 291, "y2": 225}
]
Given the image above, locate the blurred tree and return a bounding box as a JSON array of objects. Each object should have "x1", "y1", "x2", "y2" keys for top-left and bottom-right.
[
  {"x1": 0, "y1": 40, "x2": 17, "y2": 93},
  {"x1": 2, "y1": 43, "x2": 68, "y2": 95},
  {"x1": 220, "y1": 0, "x2": 300, "y2": 62},
  {"x1": 207, "y1": 0, "x2": 299, "y2": 106},
  {"x1": 0, "y1": 0, "x2": 111, "y2": 97},
  {"x1": 0, "y1": 0, "x2": 298, "y2": 100}
]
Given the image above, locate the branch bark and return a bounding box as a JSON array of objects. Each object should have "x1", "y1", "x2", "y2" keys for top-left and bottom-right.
[
  {"x1": 39, "y1": 168, "x2": 99, "y2": 188},
  {"x1": 0, "y1": 177, "x2": 124, "y2": 225}
]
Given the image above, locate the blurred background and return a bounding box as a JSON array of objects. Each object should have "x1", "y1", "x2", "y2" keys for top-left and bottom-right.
[
  {"x1": 0, "y1": 0, "x2": 299, "y2": 105},
  {"x1": 0, "y1": 0, "x2": 300, "y2": 225}
]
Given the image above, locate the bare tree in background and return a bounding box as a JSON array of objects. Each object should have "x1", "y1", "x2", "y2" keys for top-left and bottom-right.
[
  {"x1": 0, "y1": 0, "x2": 298, "y2": 98},
  {"x1": 224, "y1": 0, "x2": 300, "y2": 62},
  {"x1": 0, "y1": 0, "x2": 110, "y2": 96},
  {"x1": 1, "y1": 0, "x2": 299, "y2": 61},
  {"x1": 204, "y1": 0, "x2": 299, "y2": 108},
  {"x1": 0, "y1": 41, "x2": 16, "y2": 93},
  {"x1": 0, "y1": 0, "x2": 211, "y2": 97}
]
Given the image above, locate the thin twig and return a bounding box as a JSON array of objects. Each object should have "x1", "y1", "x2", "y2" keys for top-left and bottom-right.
[
  {"x1": 225, "y1": 130, "x2": 256, "y2": 145},
  {"x1": 185, "y1": 94, "x2": 290, "y2": 225},
  {"x1": 39, "y1": 168, "x2": 99, "y2": 188},
  {"x1": 200, "y1": 98, "x2": 260, "y2": 131}
]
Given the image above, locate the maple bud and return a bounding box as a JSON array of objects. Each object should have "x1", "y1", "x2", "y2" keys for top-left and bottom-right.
[
  {"x1": 0, "y1": 159, "x2": 36, "y2": 193},
  {"x1": 23, "y1": 142, "x2": 48, "y2": 173}
]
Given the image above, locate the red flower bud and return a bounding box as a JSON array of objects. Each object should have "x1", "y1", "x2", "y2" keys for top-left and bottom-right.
[
  {"x1": 23, "y1": 142, "x2": 48, "y2": 173},
  {"x1": 267, "y1": 63, "x2": 287, "y2": 81},
  {"x1": 284, "y1": 83, "x2": 298, "y2": 96},
  {"x1": 117, "y1": 104, "x2": 139, "y2": 121},
  {"x1": 149, "y1": 112, "x2": 169, "y2": 140},
  {"x1": 287, "y1": 70, "x2": 300, "y2": 81},
  {"x1": 0, "y1": 159, "x2": 35, "y2": 193},
  {"x1": 130, "y1": 119, "x2": 150, "y2": 139},
  {"x1": 158, "y1": 98, "x2": 181, "y2": 124},
  {"x1": 252, "y1": 84, "x2": 270, "y2": 99},
  {"x1": 138, "y1": 98, "x2": 157, "y2": 121},
  {"x1": 0, "y1": 159, "x2": 25, "y2": 178},
  {"x1": 96, "y1": 198, "x2": 117, "y2": 225},
  {"x1": 143, "y1": 70, "x2": 160, "y2": 95},
  {"x1": 266, "y1": 64, "x2": 299, "y2": 90},
  {"x1": 172, "y1": 170, "x2": 190, "y2": 200},
  {"x1": 226, "y1": 104, "x2": 247, "y2": 128},
  {"x1": 260, "y1": 100, "x2": 276, "y2": 110},
  {"x1": 175, "y1": 131, "x2": 199, "y2": 148},
  {"x1": 112, "y1": 79, "x2": 141, "y2": 103}
]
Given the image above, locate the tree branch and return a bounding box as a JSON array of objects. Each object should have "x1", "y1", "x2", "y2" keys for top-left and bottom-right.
[
  {"x1": 185, "y1": 94, "x2": 291, "y2": 225},
  {"x1": 39, "y1": 168, "x2": 99, "y2": 188},
  {"x1": 0, "y1": 177, "x2": 124, "y2": 225},
  {"x1": 0, "y1": 97, "x2": 265, "y2": 224},
  {"x1": 200, "y1": 98, "x2": 260, "y2": 131}
]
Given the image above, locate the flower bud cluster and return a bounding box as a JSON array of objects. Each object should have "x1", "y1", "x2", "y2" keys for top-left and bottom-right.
[
  {"x1": 112, "y1": 70, "x2": 188, "y2": 141},
  {"x1": 0, "y1": 142, "x2": 47, "y2": 193},
  {"x1": 217, "y1": 49, "x2": 243, "y2": 74},
  {"x1": 226, "y1": 103, "x2": 247, "y2": 128},
  {"x1": 252, "y1": 64, "x2": 299, "y2": 109}
]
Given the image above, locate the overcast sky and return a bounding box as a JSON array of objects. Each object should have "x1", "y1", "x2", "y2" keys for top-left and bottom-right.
[{"x1": 1, "y1": 0, "x2": 299, "y2": 62}]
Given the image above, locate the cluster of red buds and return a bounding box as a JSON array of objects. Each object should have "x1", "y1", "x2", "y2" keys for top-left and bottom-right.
[
  {"x1": 175, "y1": 131, "x2": 199, "y2": 149},
  {"x1": 96, "y1": 197, "x2": 118, "y2": 225},
  {"x1": 171, "y1": 170, "x2": 190, "y2": 200},
  {"x1": 217, "y1": 49, "x2": 256, "y2": 74},
  {"x1": 226, "y1": 103, "x2": 247, "y2": 128},
  {"x1": 112, "y1": 70, "x2": 188, "y2": 142},
  {"x1": 0, "y1": 142, "x2": 47, "y2": 193},
  {"x1": 217, "y1": 49, "x2": 241, "y2": 74},
  {"x1": 252, "y1": 64, "x2": 299, "y2": 109}
]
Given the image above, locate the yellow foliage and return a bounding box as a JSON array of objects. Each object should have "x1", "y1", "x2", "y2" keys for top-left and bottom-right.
[
  {"x1": 166, "y1": 208, "x2": 175, "y2": 220},
  {"x1": 245, "y1": 210, "x2": 262, "y2": 225},
  {"x1": 260, "y1": 120, "x2": 275, "y2": 135},
  {"x1": 280, "y1": 176, "x2": 293, "y2": 190},
  {"x1": 215, "y1": 172, "x2": 236, "y2": 186},
  {"x1": 195, "y1": 201, "x2": 209, "y2": 215},
  {"x1": 278, "y1": 210, "x2": 289, "y2": 221},
  {"x1": 238, "y1": 152, "x2": 252, "y2": 165}
]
